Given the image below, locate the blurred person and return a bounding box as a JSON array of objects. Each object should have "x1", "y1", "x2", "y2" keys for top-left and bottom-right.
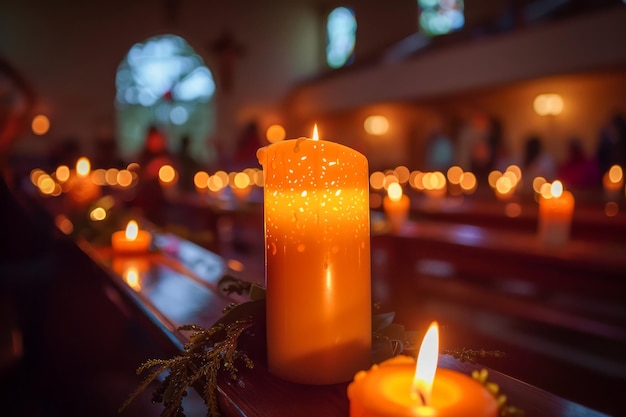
[
  {"x1": 232, "y1": 120, "x2": 262, "y2": 171},
  {"x1": 596, "y1": 112, "x2": 626, "y2": 175},
  {"x1": 93, "y1": 130, "x2": 124, "y2": 169},
  {"x1": 424, "y1": 129, "x2": 454, "y2": 171},
  {"x1": 520, "y1": 135, "x2": 556, "y2": 194},
  {"x1": 133, "y1": 125, "x2": 173, "y2": 224},
  {"x1": 176, "y1": 135, "x2": 201, "y2": 193},
  {"x1": 558, "y1": 137, "x2": 601, "y2": 189},
  {"x1": 0, "y1": 57, "x2": 35, "y2": 185}
]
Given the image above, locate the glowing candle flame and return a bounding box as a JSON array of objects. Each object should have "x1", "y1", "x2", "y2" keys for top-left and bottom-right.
[
  {"x1": 312, "y1": 124, "x2": 319, "y2": 141},
  {"x1": 124, "y1": 267, "x2": 141, "y2": 291},
  {"x1": 608, "y1": 165, "x2": 623, "y2": 184},
  {"x1": 551, "y1": 180, "x2": 563, "y2": 198},
  {"x1": 76, "y1": 157, "x2": 91, "y2": 177},
  {"x1": 412, "y1": 321, "x2": 439, "y2": 406},
  {"x1": 125, "y1": 220, "x2": 139, "y2": 241},
  {"x1": 387, "y1": 182, "x2": 403, "y2": 202}
]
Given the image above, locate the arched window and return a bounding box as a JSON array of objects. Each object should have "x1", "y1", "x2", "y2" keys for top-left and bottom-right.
[
  {"x1": 326, "y1": 7, "x2": 357, "y2": 69},
  {"x1": 115, "y1": 34, "x2": 216, "y2": 162},
  {"x1": 418, "y1": 0, "x2": 464, "y2": 37}
]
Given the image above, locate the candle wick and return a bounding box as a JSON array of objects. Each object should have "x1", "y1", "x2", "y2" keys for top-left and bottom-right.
[
  {"x1": 411, "y1": 388, "x2": 428, "y2": 406},
  {"x1": 418, "y1": 390, "x2": 427, "y2": 406}
]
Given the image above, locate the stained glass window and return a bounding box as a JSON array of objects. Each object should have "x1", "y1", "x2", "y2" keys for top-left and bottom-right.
[
  {"x1": 116, "y1": 34, "x2": 216, "y2": 162},
  {"x1": 326, "y1": 7, "x2": 357, "y2": 69},
  {"x1": 418, "y1": 0, "x2": 464, "y2": 37}
]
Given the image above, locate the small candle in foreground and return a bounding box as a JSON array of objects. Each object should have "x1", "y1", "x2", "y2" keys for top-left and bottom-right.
[
  {"x1": 257, "y1": 125, "x2": 371, "y2": 385},
  {"x1": 348, "y1": 322, "x2": 498, "y2": 417},
  {"x1": 537, "y1": 180, "x2": 574, "y2": 247},
  {"x1": 112, "y1": 220, "x2": 152, "y2": 254},
  {"x1": 383, "y1": 183, "x2": 409, "y2": 233}
]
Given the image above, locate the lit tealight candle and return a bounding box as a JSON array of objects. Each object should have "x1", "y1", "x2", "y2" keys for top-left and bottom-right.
[
  {"x1": 111, "y1": 220, "x2": 152, "y2": 254},
  {"x1": 537, "y1": 180, "x2": 575, "y2": 247},
  {"x1": 348, "y1": 322, "x2": 498, "y2": 417},
  {"x1": 383, "y1": 183, "x2": 409, "y2": 233},
  {"x1": 257, "y1": 125, "x2": 371, "y2": 385},
  {"x1": 65, "y1": 156, "x2": 101, "y2": 208}
]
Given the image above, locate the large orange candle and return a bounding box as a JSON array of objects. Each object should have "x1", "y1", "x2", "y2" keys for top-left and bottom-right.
[
  {"x1": 538, "y1": 180, "x2": 575, "y2": 247},
  {"x1": 257, "y1": 126, "x2": 371, "y2": 384},
  {"x1": 383, "y1": 183, "x2": 409, "y2": 233},
  {"x1": 348, "y1": 323, "x2": 498, "y2": 417},
  {"x1": 111, "y1": 220, "x2": 152, "y2": 254}
]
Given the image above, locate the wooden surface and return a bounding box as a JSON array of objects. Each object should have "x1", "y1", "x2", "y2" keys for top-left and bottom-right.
[{"x1": 81, "y1": 231, "x2": 611, "y2": 417}]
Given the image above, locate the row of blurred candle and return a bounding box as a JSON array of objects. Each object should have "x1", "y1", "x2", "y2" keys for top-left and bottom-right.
[{"x1": 31, "y1": 156, "x2": 624, "y2": 207}]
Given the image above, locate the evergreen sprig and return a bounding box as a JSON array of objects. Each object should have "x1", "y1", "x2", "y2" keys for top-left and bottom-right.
[
  {"x1": 120, "y1": 303, "x2": 260, "y2": 417},
  {"x1": 443, "y1": 347, "x2": 507, "y2": 364}
]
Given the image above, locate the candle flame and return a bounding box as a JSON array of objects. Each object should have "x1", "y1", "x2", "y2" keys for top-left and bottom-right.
[
  {"x1": 76, "y1": 157, "x2": 91, "y2": 177},
  {"x1": 125, "y1": 220, "x2": 139, "y2": 241},
  {"x1": 412, "y1": 321, "x2": 439, "y2": 406},
  {"x1": 550, "y1": 180, "x2": 563, "y2": 198},
  {"x1": 387, "y1": 182, "x2": 403, "y2": 202},
  {"x1": 608, "y1": 165, "x2": 623, "y2": 183},
  {"x1": 123, "y1": 266, "x2": 141, "y2": 291},
  {"x1": 312, "y1": 124, "x2": 319, "y2": 141}
]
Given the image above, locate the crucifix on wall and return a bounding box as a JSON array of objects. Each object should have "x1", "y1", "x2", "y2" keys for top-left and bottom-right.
[{"x1": 208, "y1": 31, "x2": 245, "y2": 93}]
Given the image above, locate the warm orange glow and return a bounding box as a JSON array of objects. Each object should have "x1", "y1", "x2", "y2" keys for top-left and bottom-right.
[
  {"x1": 31, "y1": 115, "x2": 50, "y2": 135},
  {"x1": 446, "y1": 166, "x2": 463, "y2": 185},
  {"x1": 125, "y1": 220, "x2": 139, "y2": 241},
  {"x1": 30, "y1": 169, "x2": 45, "y2": 186},
  {"x1": 76, "y1": 157, "x2": 91, "y2": 177},
  {"x1": 608, "y1": 165, "x2": 623, "y2": 183},
  {"x1": 158, "y1": 164, "x2": 176, "y2": 183},
  {"x1": 459, "y1": 172, "x2": 477, "y2": 193},
  {"x1": 383, "y1": 174, "x2": 399, "y2": 190},
  {"x1": 266, "y1": 124, "x2": 286, "y2": 143},
  {"x1": 369, "y1": 171, "x2": 385, "y2": 190},
  {"x1": 38, "y1": 176, "x2": 55, "y2": 195},
  {"x1": 487, "y1": 170, "x2": 502, "y2": 189},
  {"x1": 394, "y1": 166, "x2": 410, "y2": 184},
  {"x1": 413, "y1": 322, "x2": 439, "y2": 406},
  {"x1": 533, "y1": 176, "x2": 547, "y2": 194},
  {"x1": 214, "y1": 170, "x2": 229, "y2": 186},
  {"x1": 312, "y1": 124, "x2": 319, "y2": 141},
  {"x1": 91, "y1": 169, "x2": 106, "y2": 186},
  {"x1": 117, "y1": 170, "x2": 133, "y2": 187},
  {"x1": 605, "y1": 202, "x2": 619, "y2": 217},
  {"x1": 54, "y1": 214, "x2": 74, "y2": 235},
  {"x1": 207, "y1": 175, "x2": 225, "y2": 192},
  {"x1": 253, "y1": 169, "x2": 264, "y2": 187},
  {"x1": 127, "y1": 162, "x2": 140, "y2": 171},
  {"x1": 227, "y1": 259, "x2": 245, "y2": 272},
  {"x1": 495, "y1": 176, "x2": 512, "y2": 194},
  {"x1": 551, "y1": 180, "x2": 563, "y2": 198},
  {"x1": 411, "y1": 172, "x2": 424, "y2": 190},
  {"x1": 505, "y1": 165, "x2": 522, "y2": 182},
  {"x1": 364, "y1": 115, "x2": 389, "y2": 136},
  {"x1": 534, "y1": 93, "x2": 564, "y2": 116},
  {"x1": 233, "y1": 172, "x2": 251, "y2": 188},
  {"x1": 387, "y1": 182, "x2": 403, "y2": 202},
  {"x1": 194, "y1": 171, "x2": 209, "y2": 189},
  {"x1": 540, "y1": 182, "x2": 553, "y2": 199},
  {"x1": 505, "y1": 202, "x2": 522, "y2": 218},
  {"x1": 90, "y1": 207, "x2": 107, "y2": 221},
  {"x1": 55, "y1": 165, "x2": 70, "y2": 182},
  {"x1": 123, "y1": 267, "x2": 141, "y2": 291},
  {"x1": 423, "y1": 172, "x2": 446, "y2": 190},
  {"x1": 105, "y1": 168, "x2": 119, "y2": 185}
]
